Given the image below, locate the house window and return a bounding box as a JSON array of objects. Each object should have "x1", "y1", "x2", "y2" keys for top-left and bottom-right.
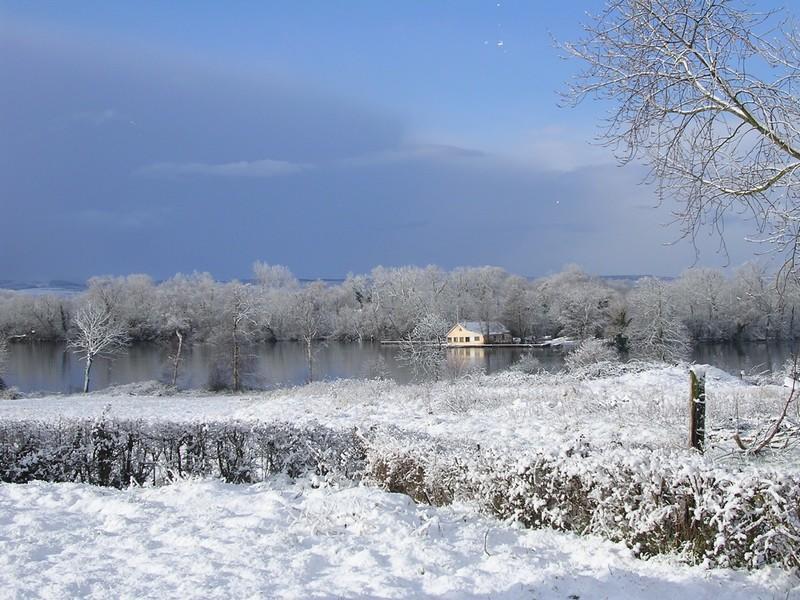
[{"x1": 474, "y1": 336, "x2": 480, "y2": 342}]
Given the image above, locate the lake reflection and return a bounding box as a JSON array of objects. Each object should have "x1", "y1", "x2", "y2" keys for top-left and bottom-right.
[
  {"x1": 4, "y1": 340, "x2": 796, "y2": 394},
  {"x1": 4, "y1": 341, "x2": 564, "y2": 394}
]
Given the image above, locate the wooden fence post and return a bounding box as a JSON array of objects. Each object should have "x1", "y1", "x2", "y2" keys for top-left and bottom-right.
[{"x1": 689, "y1": 367, "x2": 706, "y2": 452}]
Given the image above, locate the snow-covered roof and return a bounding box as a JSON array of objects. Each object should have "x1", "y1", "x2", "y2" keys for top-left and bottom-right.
[{"x1": 453, "y1": 321, "x2": 510, "y2": 335}]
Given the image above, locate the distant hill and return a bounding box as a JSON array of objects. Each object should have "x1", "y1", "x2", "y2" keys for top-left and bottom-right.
[
  {"x1": 0, "y1": 280, "x2": 86, "y2": 295},
  {"x1": 0, "y1": 274, "x2": 672, "y2": 296}
]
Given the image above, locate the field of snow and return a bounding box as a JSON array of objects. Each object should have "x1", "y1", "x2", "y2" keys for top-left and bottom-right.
[
  {"x1": 1, "y1": 477, "x2": 796, "y2": 599},
  {"x1": 1, "y1": 365, "x2": 796, "y2": 466},
  {"x1": 3, "y1": 365, "x2": 799, "y2": 596}
]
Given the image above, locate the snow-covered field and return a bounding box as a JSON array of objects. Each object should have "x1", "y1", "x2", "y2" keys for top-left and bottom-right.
[
  {"x1": 1, "y1": 477, "x2": 796, "y2": 599},
  {"x1": 2, "y1": 366, "x2": 799, "y2": 597},
  {"x1": 1, "y1": 365, "x2": 796, "y2": 466}
]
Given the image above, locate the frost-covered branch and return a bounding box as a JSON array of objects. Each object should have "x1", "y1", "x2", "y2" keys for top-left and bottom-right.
[
  {"x1": 68, "y1": 300, "x2": 129, "y2": 393},
  {"x1": 563, "y1": 0, "x2": 800, "y2": 278}
]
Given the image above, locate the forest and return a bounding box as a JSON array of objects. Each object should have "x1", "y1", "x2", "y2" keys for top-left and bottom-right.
[{"x1": 1, "y1": 262, "x2": 797, "y2": 360}]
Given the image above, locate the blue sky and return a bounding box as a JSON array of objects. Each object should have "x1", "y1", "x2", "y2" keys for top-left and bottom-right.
[{"x1": 0, "y1": 1, "x2": 760, "y2": 281}]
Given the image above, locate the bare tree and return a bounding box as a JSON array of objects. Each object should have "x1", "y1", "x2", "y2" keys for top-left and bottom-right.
[
  {"x1": 564, "y1": 0, "x2": 800, "y2": 276},
  {"x1": 215, "y1": 282, "x2": 258, "y2": 392},
  {"x1": 166, "y1": 314, "x2": 190, "y2": 388},
  {"x1": 68, "y1": 301, "x2": 129, "y2": 393},
  {"x1": 398, "y1": 313, "x2": 449, "y2": 383},
  {"x1": 155, "y1": 280, "x2": 196, "y2": 387},
  {"x1": 628, "y1": 277, "x2": 692, "y2": 362},
  {"x1": 291, "y1": 282, "x2": 329, "y2": 383}
]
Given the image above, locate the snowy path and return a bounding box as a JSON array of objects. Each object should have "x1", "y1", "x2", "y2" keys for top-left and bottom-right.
[{"x1": 0, "y1": 479, "x2": 795, "y2": 599}]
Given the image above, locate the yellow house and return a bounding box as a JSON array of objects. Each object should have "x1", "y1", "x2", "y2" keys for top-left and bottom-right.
[{"x1": 445, "y1": 321, "x2": 512, "y2": 346}]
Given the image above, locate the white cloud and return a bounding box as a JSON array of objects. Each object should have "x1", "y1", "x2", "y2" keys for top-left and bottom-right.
[
  {"x1": 137, "y1": 145, "x2": 482, "y2": 180},
  {"x1": 138, "y1": 158, "x2": 308, "y2": 178},
  {"x1": 511, "y1": 125, "x2": 616, "y2": 172},
  {"x1": 334, "y1": 143, "x2": 485, "y2": 168}
]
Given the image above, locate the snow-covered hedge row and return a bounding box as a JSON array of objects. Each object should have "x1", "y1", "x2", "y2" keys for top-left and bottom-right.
[
  {"x1": 0, "y1": 417, "x2": 365, "y2": 487},
  {"x1": 363, "y1": 429, "x2": 800, "y2": 570},
  {"x1": 2, "y1": 417, "x2": 798, "y2": 569}
]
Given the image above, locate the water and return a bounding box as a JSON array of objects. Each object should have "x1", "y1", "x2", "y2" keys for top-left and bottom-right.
[
  {"x1": 691, "y1": 341, "x2": 796, "y2": 377},
  {"x1": 3, "y1": 341, "x2": 565, "y2": 394},
  {"x1": 4, "y1": 340, "x2": 794, "y2": 394}
]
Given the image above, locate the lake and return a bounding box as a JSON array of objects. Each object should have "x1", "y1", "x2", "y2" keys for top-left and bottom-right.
[{"x1": 3, "y1": 340, "x2": 796, "y2": 394}]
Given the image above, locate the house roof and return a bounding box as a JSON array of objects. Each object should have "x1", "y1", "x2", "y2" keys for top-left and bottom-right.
[{"x1": 450, "y1": 321, "x2": 510, "y2": 335}]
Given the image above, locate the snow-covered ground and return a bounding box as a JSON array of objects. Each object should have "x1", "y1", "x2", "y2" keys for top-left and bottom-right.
[
  {"x1": 1, "y1": 478, "x2": 796, "y2": 600},
  {"x1": 2, "y1": 366, "x2": 799, "y2": 596},
  {"x1": 1, "y1": 365, "x2": 795, "y2": 466}
]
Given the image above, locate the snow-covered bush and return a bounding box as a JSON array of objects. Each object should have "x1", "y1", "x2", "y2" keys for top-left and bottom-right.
[
  {"x1": 0, "y1": 388, "x2": 21, "y2": 400},
  {"x1": 363, "y1": 430, "x2": 800, "y2": 569},
  {"x1": 780, "y1": 356, "x2": 800, "y2": 386},
  {"x1": 95, "y1": 380, "x2": 177, "y2": 397},
  {"x1": 0, "y1": 419, "x2": 366, "y2": 487},
  {"x1": 2, "y1": 408, "x2": 800, "y2": 570},
  {"x1": 510, "y1": 353, "x2": 542, "y2": 374},
  {"x1": 564, "y1": 338, "x2": 619, "y2": 378}
]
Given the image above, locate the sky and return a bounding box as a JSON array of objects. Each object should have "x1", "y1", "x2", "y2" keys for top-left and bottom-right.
[{"x1": 0, "y1": 1, "x2": 765, "y2": 282}]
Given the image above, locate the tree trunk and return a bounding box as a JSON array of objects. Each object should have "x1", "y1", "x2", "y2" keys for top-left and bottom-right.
[
  {"x1": 306, "y1": 337, "x2": 313, "y2": 383},
  {"x1": 232, "y1": 317, "x2": 241, "y2": 392},
  {"x1": 171, "y1": 329, "x2": 183, "y2": 387},
  {"x1": 83, "y1": 354, "x2": 93, "y2": 393},
  {"x1": 232, "y1": 338, "x2": 240, "y2": 391}
]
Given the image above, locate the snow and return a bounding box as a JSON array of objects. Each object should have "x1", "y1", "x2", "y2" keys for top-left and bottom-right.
[
  {"x1": 0, "y1": 478, "x2": 795, "y2": 599},
  {"x1": 0, "y1": 365, "x2": 792, "y2": 467}
]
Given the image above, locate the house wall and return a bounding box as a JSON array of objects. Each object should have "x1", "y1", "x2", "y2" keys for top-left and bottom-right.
[{"x1": 446, "y1": 325, "x2": 484, "y2": 346}]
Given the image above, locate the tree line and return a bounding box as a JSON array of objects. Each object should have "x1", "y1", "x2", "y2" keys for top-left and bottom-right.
[
  {"x1": 2, "y1": 261, "x2": 800, "y2": 390},
  {"x1": 2, "y1": 262, "x2": 800, "y2": 345}
]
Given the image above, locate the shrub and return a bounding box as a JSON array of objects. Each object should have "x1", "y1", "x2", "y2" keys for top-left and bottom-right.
[
  {"x1": 564, "y1": 338, "x2": 619, "y2": 377},
  {"x1": 510, "y1": 353, "x2": 542, "y2": 374},
  {"x1": 0, "y1": 419, "x2": 366, "y2": 487},
  {"x1": 2, "y1": 417, "x2": 799, "y2": 569}
]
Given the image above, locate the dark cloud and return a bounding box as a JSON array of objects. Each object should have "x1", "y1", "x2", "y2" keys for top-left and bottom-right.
[{"x1": 0, "y1": 20, "x2": 758, "y2": 281}]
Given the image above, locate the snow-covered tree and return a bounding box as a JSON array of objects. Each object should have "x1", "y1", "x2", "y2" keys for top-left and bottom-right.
[
  {"x1": 0, "y1": 334, "x2": 8, "y2": 387},
  {"x1": 674, "y1": 268, "x2": 733, "y2": 341},
  {"x1": 68, "y1": 300, "x2": 129, "y2": 393},
  {"x1": 628, "y1": 278, "x2": 691, "y2": 362},
  {"x1": 209, "y1": 282, "x2": 259, "y2": 391},
  {"x1": 500, "y1": 276, "x2": 537, "y2": 339},
  {"x1": 290, "y1": 281, "x2": 330, "y2": 382},
  {"x1": 729, "y1": 263, "x2": 778, "y2": 341},
  {"x1": 252, "y1": 261, "x2": 299, "y2": 290},
  {"x1": 398, "y1": 313, "x2": 449, "y2": 383},
  {"x1": 565, "y1": 0, "x2": 800, "y2": 278}
]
